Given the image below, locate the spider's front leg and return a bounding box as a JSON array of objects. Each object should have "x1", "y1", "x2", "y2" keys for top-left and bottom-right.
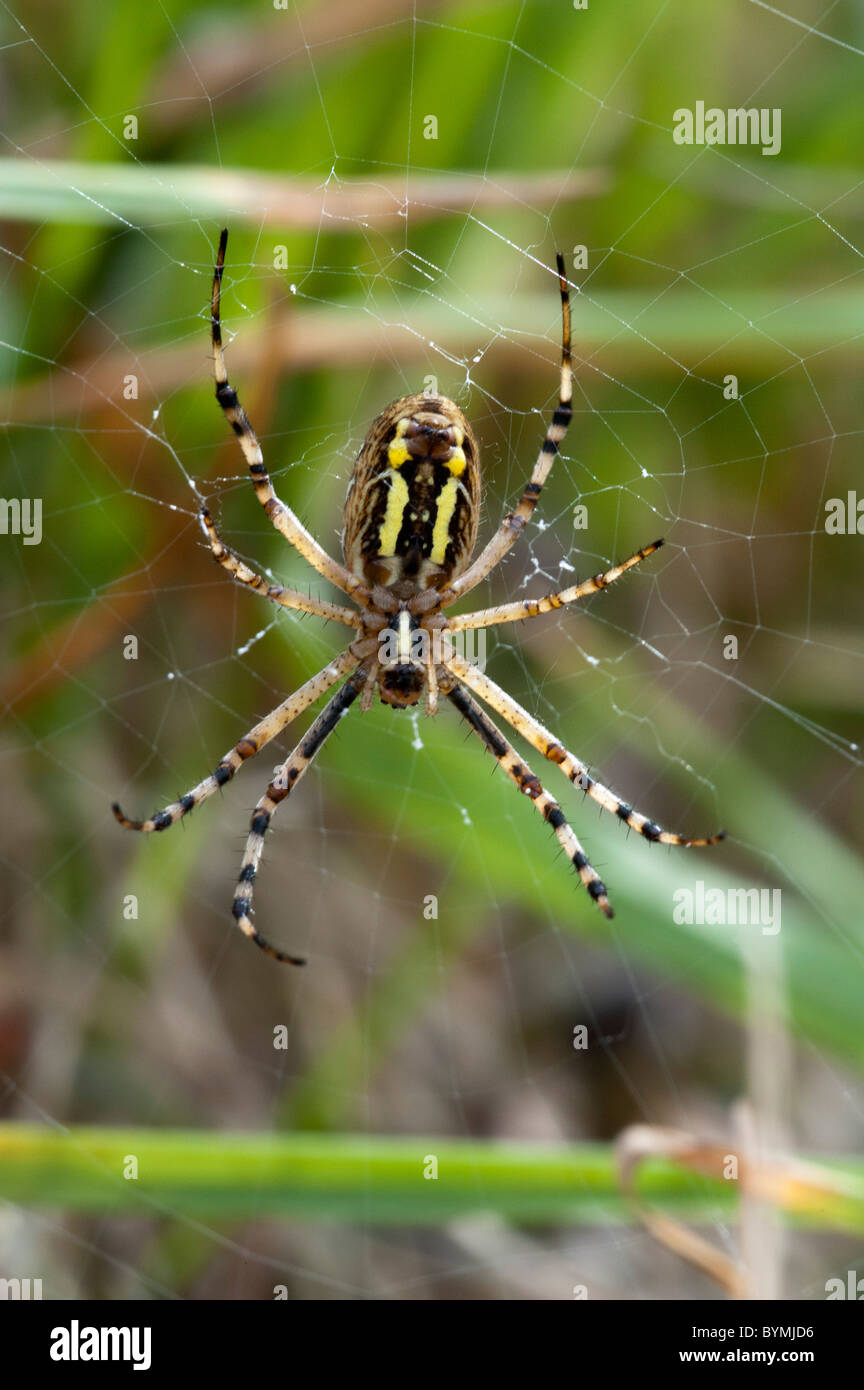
[
  {"x1": 112, "y1": 649, "x2": 359, "y2": 833},
  {"x1": 232, "y1": 665, "x2": 369, "y2": 963},
  {"x1": 446, "y1": 650, "x2": 725, "y2": 849},
  {"x1": 425, "y1": 661, "x2": 439, "y2": 716},
  {"x1": 440, "y1": 672, "x2": 614, "y2": 917},
  {"x1": 423, "y1": 610, "x2": 451, "y2": 716}
]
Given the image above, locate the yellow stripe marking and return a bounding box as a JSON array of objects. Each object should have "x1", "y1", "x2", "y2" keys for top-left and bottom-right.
[
  {"x1": 387, "y1": 440, "x2": 411, "y2": 467},
  {"x1": 430, "y1": 476, "x2": 459, "y2": 564},
  {"x1": 387, "y1": 418, "x2": 411, "y2": 467},
  {"x1": 378, "y1": 468, "x2": 410, "y2": 555},
  {"x1": 446, "y1": 446, "x2": 467, "y2": 476}
]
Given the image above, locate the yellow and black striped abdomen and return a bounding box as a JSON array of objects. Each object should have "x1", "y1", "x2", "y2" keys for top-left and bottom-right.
[{"x1": 342, "y1": 393, "x2": 480, "y2": 596}]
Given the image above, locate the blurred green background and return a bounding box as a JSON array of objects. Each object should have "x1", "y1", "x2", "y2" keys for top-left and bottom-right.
[{"x1": 1, "y1": 0, "x2": 863, "y2": 1299}]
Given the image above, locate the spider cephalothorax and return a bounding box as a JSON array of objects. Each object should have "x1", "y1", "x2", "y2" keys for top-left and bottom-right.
[{"x1": 113, "y1": 230, "x2": 724, "y2": 965}]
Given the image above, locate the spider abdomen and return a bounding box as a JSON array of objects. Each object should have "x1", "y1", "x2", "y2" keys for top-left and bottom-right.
[{"x1": 342, "y1": 393, "x2": 480, "y2": 597}]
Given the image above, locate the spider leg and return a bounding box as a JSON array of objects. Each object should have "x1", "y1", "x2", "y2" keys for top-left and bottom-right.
[
  {"x1": 112, "y1": 649, "x2": 359, "y2": 833},
  {"x1": 425, "y1": 658, "x2": 439, "y2": 716},
  {"x1": 440, "y1": 672, "x2": 613, "y2": 917},
  {"x1": 447, "y1": 540, "x2": 663, "y2": 632},
  {"x1": 232, "y1": 666, "x2": 367, "y2": 963},
  {"x1": 439, "y1": 254, "x2": 572, "y2": 606},
  {"x1": 211, "y1": 230, "x2": 369, "y2": 604},
  {"x1": 358, "y1": 660, "x2": 379, "y2": 712},
  {"x1": 445, "y1": 651, "x2": 725, "y2": 848},
  {"x1": 200, "y1": 507, "x2": 361, "y2": 628}
]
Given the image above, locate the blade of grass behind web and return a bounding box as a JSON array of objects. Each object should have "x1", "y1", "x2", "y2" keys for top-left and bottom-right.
[
  {"x1": 0, "y1": 159, "x2": 604, "y2": 229},
  {"x1": 2, "y1": 1123, "x2": 863, "y2": 1230}
]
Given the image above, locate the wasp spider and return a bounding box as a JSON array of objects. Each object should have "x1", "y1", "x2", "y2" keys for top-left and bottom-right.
[{"x1": 113, "y1": 231, "x2": 724, "y2": 964}]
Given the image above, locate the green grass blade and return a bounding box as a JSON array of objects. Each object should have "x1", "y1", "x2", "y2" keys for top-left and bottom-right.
[
  {"x1": 1, "y1": 1123, "x2": 862, "y2": 1229},
  {"x1": 0, "y1": 159, "x2": 604, "y2": 229}
]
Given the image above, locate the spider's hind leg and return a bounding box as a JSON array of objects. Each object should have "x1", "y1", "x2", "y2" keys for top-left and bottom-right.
[
  {"x1": 439, "y1": 253, "x2": 573, "y2": 606},
  {"x1": 210, "y1": 230, "x2": 368, "y2": 603}
]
